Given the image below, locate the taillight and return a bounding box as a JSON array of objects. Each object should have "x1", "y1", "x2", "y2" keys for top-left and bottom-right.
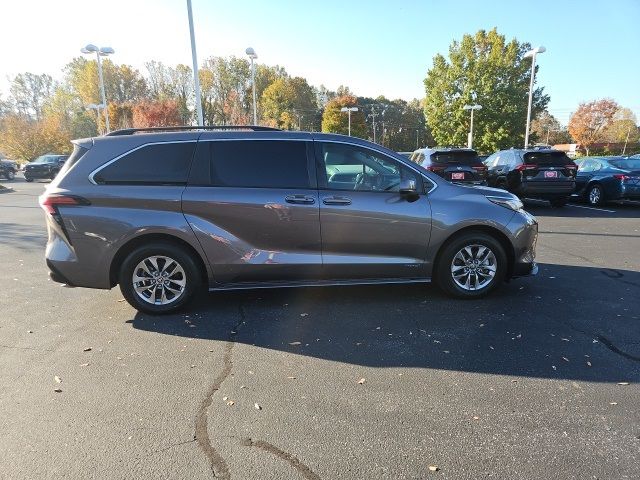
[
  {"x1": 472, "y1": 165, "x2": 487, "y2": 171},
  {"x1": 39, "y1": 194, "x2": 89, "y2": 215},
  {"x1": 613, "y1": 174, "x2": 629, "y2": 181},
  {"x1": 515, "y1": 164, "x2": 537, "y2": 172},
  {"x1": 427, "y1": 166, "x2": 445, "y2": 172}
]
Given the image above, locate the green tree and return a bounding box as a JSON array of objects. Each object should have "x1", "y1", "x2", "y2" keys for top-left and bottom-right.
[
  {"x1": 603, "y1": 107, "x2": 639, "y2": 145},
  {"x1": 199, "y1": 56, "x2": 251, "y2": 125},
  {"x1": 423, "y1": 28, "x2": 549, "y2": 153},
  {"x1": 321, "y1": 95, "x2": 367, "y2": 138},
  {"x1": 8, "y1": 73, "x2": 56, "y2": 120},
  {"x1": 261, "y1": 77, "x2": 317, "y2": 130}
]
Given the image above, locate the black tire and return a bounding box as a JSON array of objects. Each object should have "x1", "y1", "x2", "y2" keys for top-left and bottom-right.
[
  {"x1": 25, "y1": 177, "x2": 33, "y2": 182},
  {"x1": 435, "y1": 232, "x2": 507, "y2": 299},
  {"x1": 118, "y1": 242, "x2": 202, "y2": 314},
  {"x1": 6, "y1": 170, "x2": 15, "y2": 181},
  {"x1": 587, "y1": 184, "x2": 604, "y2": 206},
  {"x1": 549, "y1": 198, "x2": 567, "y2": 208}
]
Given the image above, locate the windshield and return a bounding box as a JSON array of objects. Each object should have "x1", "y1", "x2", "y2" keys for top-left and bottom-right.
[
  {"x1": 32, "y1": 155, "x2": 60, "y2": 164},
  {"x1": 609, "y1": 159, "x2": 640, "y2": 170},
  {"x1": 431, "y1": 150, "x2": 480, "y2": 165}
]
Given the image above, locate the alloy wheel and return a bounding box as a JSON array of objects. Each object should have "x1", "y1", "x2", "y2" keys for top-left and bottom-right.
[
  {"x1": 589, "y1": 186, "x2": 601, "y2": 205},
  {"x1": 450, "y1": 244, "x2": 497, "y2": 291},
  {"x1": 132, "y1": 255, "x2": 186, "y2": 305}
]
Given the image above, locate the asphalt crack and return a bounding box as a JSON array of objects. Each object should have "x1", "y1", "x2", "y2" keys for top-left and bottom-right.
[
  {"x1": 241, "y1": 438, "x2": 322, "y2": 480},
  {"x1": 560, "y1": 320, "x2": 640, "y2": 363},
  {"x1": 194, "y1": 304, "x2": 247, "y2": 479}
]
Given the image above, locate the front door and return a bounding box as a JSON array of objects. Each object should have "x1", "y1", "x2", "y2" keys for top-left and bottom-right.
[
  {"x1": 182, "y1": 138, "x2": 322, "y2": 285},
  {"x1": 314, "y1": 141, "x2": 432, "y2": 280}
]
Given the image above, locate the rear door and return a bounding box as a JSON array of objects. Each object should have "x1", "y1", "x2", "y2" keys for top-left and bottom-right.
[
  {"x1": 575, "y1": 159, "x2": 595, "y2": 194},
  {"x1": 181, "y1": 137, "x2": 322, "y2": 285},
  {"x1": 315, "y1": 140, "x2": 432, "y2": 280}
]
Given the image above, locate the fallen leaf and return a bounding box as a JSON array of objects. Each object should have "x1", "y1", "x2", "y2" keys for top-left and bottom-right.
[
  {"x1": 609, "y1": 402, "x2": 618, "y2": 405},
  {"x1": 117, "y1": 299, "x2": 126, "y2": 302},
  {"x1": 300, "y1": 313, "x2": 308, "y2": 317},
  {"x1": 357, "y1": 378, "x2": 366, "y2": 385},
  {"x1": 27, "y1": 330, "x2": 33, "y2": 333},
  {"x1": 489, "y1": 346, "x2": 494, "y2": 350},
  {"x1": 54, "y1": 388, "x2": 62, "y2": 393},
  {"x1": 288, "y1": 342, "x2": 302, "y2": 346},
  {"x1": 428, "y1": 465, "x2": 439, "y2": 472},
  {"x1": 54, "y1": 376, "x2": 62, "y2": 383},
  {"x1": 254, "y1": 403, "x2": 262, "y2": 410},
  {"x1": 443, "y1": 350, "x2": 450, "y2": 354},
  {"x1": 586, "y1": 362, "x2": 592, "y2": 367},
  {"x1": 287, "y1": 376, "x2": 296, "y2": 379},
  {"x1": 80, "y1": 363, "x2": 90, "y2": 367},
  {"x1": 561, "y1": 338, "x2": 570, "y2": 342},
  {"x1": 618, "y1": 382, "x2": 630, "y2": 386},
  {"x1": 552, "y1": 365, "x2": 557, "y2": 370},
  {"x1": 223, "y1": 396, "x2": 228, "y2": 401},
  {"x1": 472, "y1": 416, "x2": 480, "y2": 420},
  {"x1": 226, "y1": 400, "x2": 235, "y2": 406},
  {"x1": 83, "y1": 347, "x2": 92, "y2": 352},
  {"x1": 562, "y1": 357, "x2": 569, "y2": 362}
]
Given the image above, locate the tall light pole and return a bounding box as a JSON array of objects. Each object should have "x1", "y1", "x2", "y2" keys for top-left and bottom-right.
[
  {"x1": 463, "y1": 104, "x2": 482, "y2": 149},
  {"x1": 246, "y1": 47, "x2": 258, "y2": 125},
  {"x1": 523, "y1": 46, "x2": 546, "y2": 148},
  {"x1": 186, "y1": 0, "x2": 203, "y2": 126},
  {"x1": 81, "y1": 44, "x2": 114, "y2": 133},
  {"x1": 340, "y1": 107, "x2": 358, "y2": 136},
  {"x1": 86, "y1": 103, "x2": 105, "y2": 134}
]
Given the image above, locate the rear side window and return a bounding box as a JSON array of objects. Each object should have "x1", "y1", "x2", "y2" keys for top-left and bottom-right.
[
  {"x1": 209, "y1": 140, "x2": 310, "y2": 189},
  {"x1": 431, "y1": 150, "x2": 479, "y2": 165},
  {"x1": 522, "y1": 151, "x2": 570, "y2": 166},
  {"x1": 94, "y1": 142, "x2": 196, "y2": 185}
]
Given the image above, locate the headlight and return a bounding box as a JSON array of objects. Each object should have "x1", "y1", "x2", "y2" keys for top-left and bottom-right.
[{"x1": 486, "y1": 195, "x2": 523, "y2": 211}]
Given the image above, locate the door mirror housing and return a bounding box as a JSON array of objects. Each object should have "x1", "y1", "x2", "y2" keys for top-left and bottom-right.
[{"x1": 399, "y1": 178, "x2": 418, "y2": 194}]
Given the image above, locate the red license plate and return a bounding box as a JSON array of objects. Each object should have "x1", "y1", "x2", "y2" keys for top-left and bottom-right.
[
  {"x1": 544, "y1": 171, "x2": 558, "y2": 178},
  {"x1": 451, "y1": 172, "x2": 465, "y2": 180}
]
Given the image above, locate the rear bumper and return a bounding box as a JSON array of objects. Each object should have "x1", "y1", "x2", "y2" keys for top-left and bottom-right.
[
  {"x1": 46, "y1": 259, "x2": 75, "y2": 286},
  {"x1": 515, "y1": 181, "x2": 574, "y2": 198}
]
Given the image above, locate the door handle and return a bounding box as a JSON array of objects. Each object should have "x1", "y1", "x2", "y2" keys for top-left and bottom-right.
[
  {"x1": 285, "y1": 194, "x2": 315, "y2": 205},
  {"x1": 322, "y1": 196, "x2": 352, "y2": 206}
]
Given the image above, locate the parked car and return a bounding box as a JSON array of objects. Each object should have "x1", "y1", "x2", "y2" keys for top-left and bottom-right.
[
  {"x1": 24, "y1": 154, "x2": 69, "y2": 182},
  {"x1": 40, "y1": 126, "x2": 538, "y2": 314},
  {"x1": 484, "y1": 149, "x2": 577, "y2": 207},
  {"x1": 573, "y1": 156, "x2": 640, "y2": 205},
  {"x1": 0, "y1": 157, "x2": 18, "y2": 181},
  {"x1": 409, "y1": 147, "x2": 487, "y2": 185},
  {"x1": 397, "y1": 151, "x2": 413, "y2": 158}
]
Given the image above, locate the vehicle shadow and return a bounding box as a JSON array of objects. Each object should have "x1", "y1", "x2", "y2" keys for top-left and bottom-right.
[
  {"x1": 0, "y1": 222, "x2": 46, "y2": 249},
  {"x1": 525, "y1": 200, "x2": 640, "y2": 219},
  {"x1": 127, "y1": 263, "x2": 640, "y2": 383}
]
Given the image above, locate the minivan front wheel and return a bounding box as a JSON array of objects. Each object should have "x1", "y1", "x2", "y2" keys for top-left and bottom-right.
[
  {"x1": 119, "y1": 243, "x2": 201, "y2": 314},
  {"x1": 436, "y1": 233, "x2": 507, "y2": 298}
]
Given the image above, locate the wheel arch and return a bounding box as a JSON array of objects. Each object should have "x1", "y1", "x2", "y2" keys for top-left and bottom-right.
[
  {"x1": 109, "y1": 233, "x2": 209, "y2": 288},
  {"x1": 432, "y1": 225, "x2": 516, "y2": 280}
]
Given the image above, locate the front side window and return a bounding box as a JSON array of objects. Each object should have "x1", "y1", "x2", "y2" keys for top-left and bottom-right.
[
  {"x1": 317, "y1": 142, "x2": 418, "y2": 192},
  {"x1": 209, "y1": 140, "x2": 311, "y2": 189},
  {"x1": 94, "y1": 142, "x2": 196, "y2": 185}
]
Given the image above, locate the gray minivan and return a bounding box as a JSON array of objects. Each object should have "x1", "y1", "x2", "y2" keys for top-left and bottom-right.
[{"x1": 40, "y1": 127, "x2": 538, "y2": 314}]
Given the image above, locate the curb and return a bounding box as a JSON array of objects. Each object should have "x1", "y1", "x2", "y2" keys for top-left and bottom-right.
[{"x1": 0, "y1": 184, "x2": 15, "y2": 194}]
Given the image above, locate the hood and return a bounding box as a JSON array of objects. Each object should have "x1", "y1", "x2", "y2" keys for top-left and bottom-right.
[{"x1": 452, "y1": 183, "x2": 517, "y2": 199}]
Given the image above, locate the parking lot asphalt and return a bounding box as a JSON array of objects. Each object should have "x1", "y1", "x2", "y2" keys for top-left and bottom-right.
[{"x1": 1, "y1": 176, "x2": 639, "y2": 480}]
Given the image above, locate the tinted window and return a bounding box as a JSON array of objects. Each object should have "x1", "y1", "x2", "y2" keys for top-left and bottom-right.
[
  {"x1": 94, "y1": 142, "x2": 195, "y2": 185},
  {"x1": 522, "y1": 151, "x2": 570, "y2": 166},
  {"x1": 610, "y1": 158, "x2": 640, "y2": 170},
  {"x1": 210, "y1": 140, "x2": 310, "y2": 189},
  {"x1": 431, "y1": 150, "x2": 480, "y2": 165},
  {"x1": 317, "y1": 142, "x2": 418, "y2": 192}
]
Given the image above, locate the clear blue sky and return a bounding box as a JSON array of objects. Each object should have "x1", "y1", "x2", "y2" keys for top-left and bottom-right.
[{"x1": 2, "y1": 0, "x2": 639, "y2": 125}]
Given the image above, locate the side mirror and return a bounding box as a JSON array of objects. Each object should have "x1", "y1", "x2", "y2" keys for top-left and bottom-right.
[{"x1": 399, "y1": 178, "x2": 418, "y2": 194}]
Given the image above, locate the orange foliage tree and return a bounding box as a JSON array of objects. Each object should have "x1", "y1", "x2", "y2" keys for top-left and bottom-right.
[
  {"x1": 568, "y1": 99, "x2": 619, "y2": 155},
  {"x1": 132, "y1": 100, "x2": 182, "y2": 128}
]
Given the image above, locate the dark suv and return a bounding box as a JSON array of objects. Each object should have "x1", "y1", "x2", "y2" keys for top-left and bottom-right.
[
  {"x1": 40, "y1": 126, "x2": 538, "y2": 314},
  {"x1": 409, "y1": 147, "x2": 487, "y2": 185},
  {"x1": 484, "y1": 149, "x2": 577, "y2": 207},
  {"x1": 24, "y1": 154, "x2": 69, "y2": 182},
  {"x1": 0, "y1": 157, "x2": 18, "y2": 180}
]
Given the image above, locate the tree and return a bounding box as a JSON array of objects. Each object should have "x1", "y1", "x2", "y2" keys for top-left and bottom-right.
[
  {"x1": 261, "y1": 77, "x2": 317, "y2": 130},
  {"x1": 423, "y1": 28, "x2": 549, "y2": 153},
  {"x1": 0, "y1": 114, "x2": 71, "y2": 162},
  {"x1": 602, "y1": 107, "x2": 639, "y2": 145},
  {"x1": 568, "y1": 99, "x2": 619, "y2": 155},
  {"x1": 8, "y1": 73, "x2": 56, "y2": 120},
  {"x1": 321, "y1": 95, "x2": 367, "y2": 137},
  {"x1": 132, "y1": 100, "x2": 182, "y2": 127},
  {"x1": 145, "y1": 61, "x2": 193, "y2": 124},
  {"x1": 199, "y1": 56, "x2": 251, "y2": 125},
  {"x1": 530, "y1": 111, "x2": 571, "y2": 145}
]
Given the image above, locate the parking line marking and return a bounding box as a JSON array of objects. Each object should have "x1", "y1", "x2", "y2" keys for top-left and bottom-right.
[{"x1": 567, "y1": 204, "x2": 616, "y2": 213}]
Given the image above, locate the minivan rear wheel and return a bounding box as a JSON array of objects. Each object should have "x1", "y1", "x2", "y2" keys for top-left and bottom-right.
[
  {"x1": 118, "y1": 243, "x2": 201, "y2": 314},
  {"x1": 435, "y1": 233, "x2": 507, "y2": 298}
]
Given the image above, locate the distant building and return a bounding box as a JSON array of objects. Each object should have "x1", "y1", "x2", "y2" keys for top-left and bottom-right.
[{"x1": 552, "y1": 144, "x2": 578, "y2": 158}]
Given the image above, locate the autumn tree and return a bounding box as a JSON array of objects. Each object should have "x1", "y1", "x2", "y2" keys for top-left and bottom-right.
[
  {"x1": 530, "y1": 111, "x2": 571, "y2": 145},
  {"x1": 145, "y1": 61, "x2": 193, "y2": 123},
  {"x1": 568, "y1": 99, "x2": 619, "y2": 155},
  {"x1": 199, "y1": 56, "x2": 251, "y2": 125},
  {"x1": 602, "y1": 107, "x2": 639, "y2": 145},
  {"x1": 261, "y1": 77, "x2": 317, "y2": 130},
  {"x1": 424, "y1": 28, "x2": 549, "y2": 153},
  {"x1": 132, "y1": 100, "x2": 181, "y2": 128},
  {"x1": 321, "y1": 95, "x2": 367, "y2": 137},
  {"x1": 7, "y1": 73, "x2": 56, "y2": 120},
  {"x1": 0, "y1": 114, "x2": 71, "y2": 162}
]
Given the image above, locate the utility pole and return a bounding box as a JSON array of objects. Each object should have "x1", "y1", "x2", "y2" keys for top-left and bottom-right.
[
  {"x1": 370, "y1": 106, "x2": 378, "y2": 143},
  {"x1": 622, "y1": 125, "x2": 632, "y2": 155},
  {"x1": 186, "y1": 0, "x2": 203, "y2": 126},
  {"x1": 416, "y1": 128, "x2": 419, "y2": 149}
]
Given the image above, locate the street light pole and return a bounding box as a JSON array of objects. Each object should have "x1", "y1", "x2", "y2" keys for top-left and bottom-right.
[
  {"x1": 246, "y1": 47, "x2": 258, "y2": 125},
  {"x1": 463, "y1": 104, "x2": 482, "y2": 149},
  {"x1": 523, "y1": 46, "x2": 546, "y2": 149},
  {"x1": 340, "y1": 107, "x2": 358, "y2": 136},
  {"x1": 81, "y1": 44, "x2": 114, "y2": 133},
  {"x1": 186, "y1": 0, "x2": 204, "y2": 126}
]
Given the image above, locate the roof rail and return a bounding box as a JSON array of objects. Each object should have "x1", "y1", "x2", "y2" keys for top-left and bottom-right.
[{"x1": 105, "y1": 125, "x2": 282, "y2": 136}]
